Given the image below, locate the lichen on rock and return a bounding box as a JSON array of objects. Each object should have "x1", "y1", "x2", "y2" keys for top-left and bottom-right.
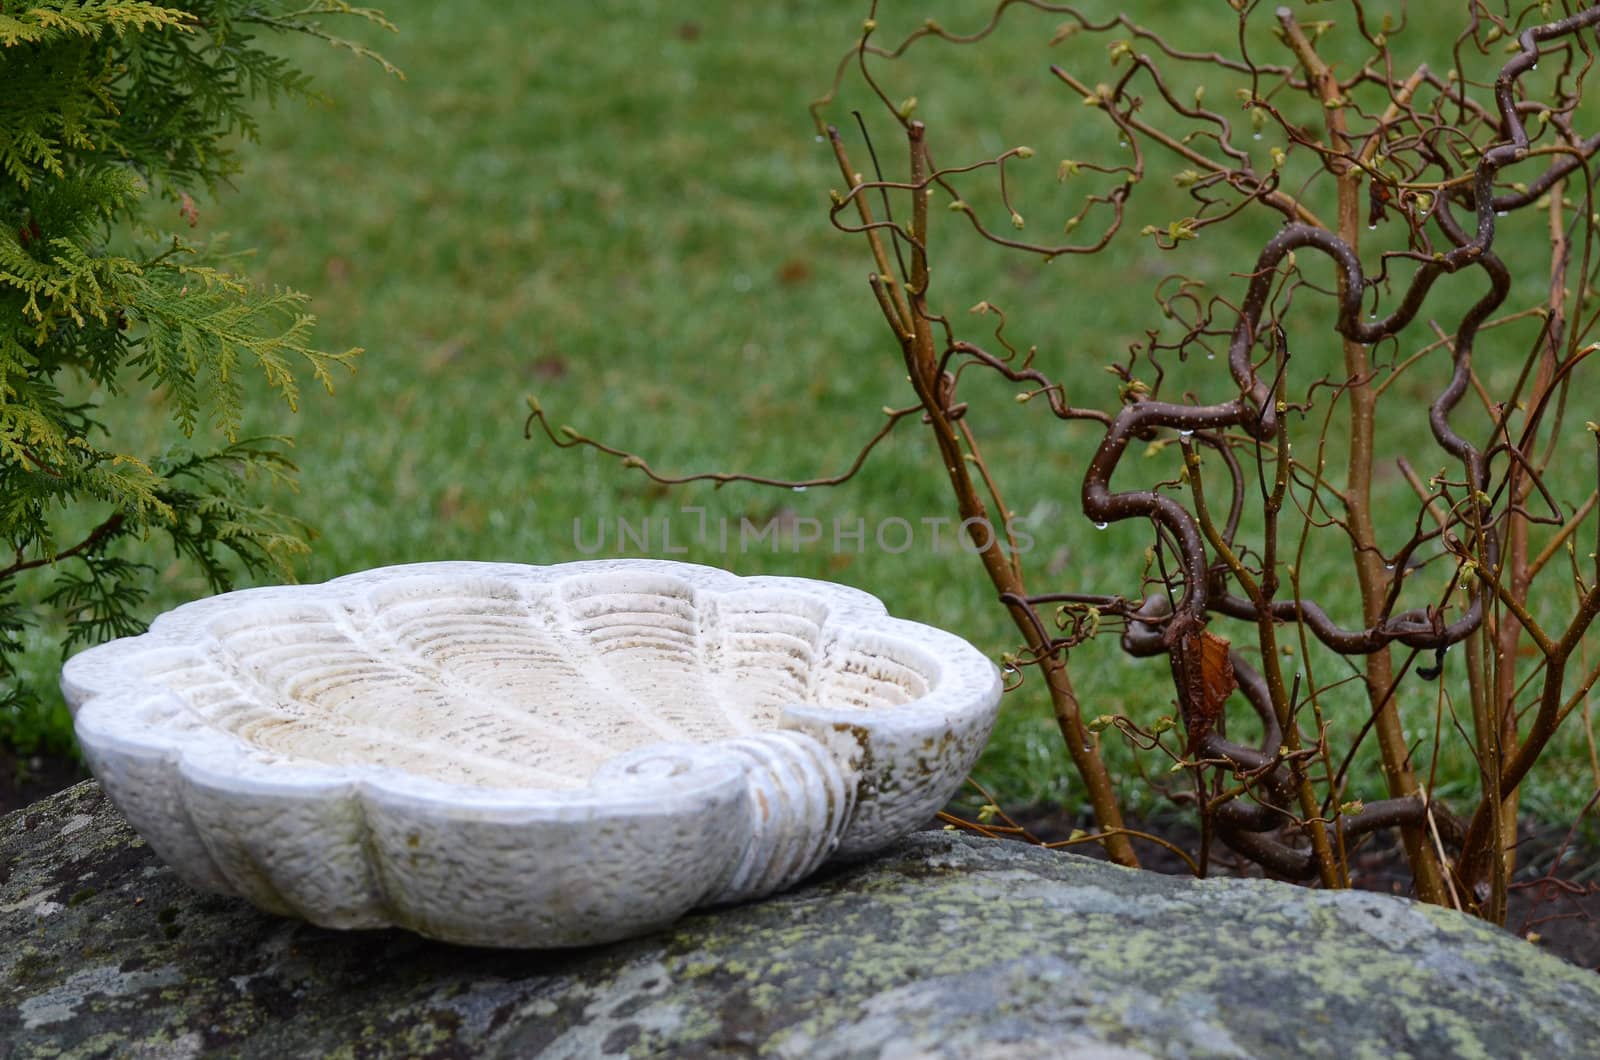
[{"x1": 3, "y1": 782, "x2": 1598, "y2": 1058}]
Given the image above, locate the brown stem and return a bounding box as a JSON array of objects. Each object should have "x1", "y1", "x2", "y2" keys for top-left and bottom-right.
[
  {"x1": 1182, "y1": 441, "x2": 1340, "y2": 887},
  {"x1": 0, "y1": 513, "x2": 127, "y2": 581},
  {"x1": 1278, "y1": 4, "x2": 1448, "y2": 905},
  {"x1": 886, "y1": 124, "x2": 1139, "y2": 866}
]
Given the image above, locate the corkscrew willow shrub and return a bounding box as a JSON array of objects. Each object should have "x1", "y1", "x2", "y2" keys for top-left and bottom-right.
[{"x1": 532, "y1": 1, "x2": 1600, "y2": 924}]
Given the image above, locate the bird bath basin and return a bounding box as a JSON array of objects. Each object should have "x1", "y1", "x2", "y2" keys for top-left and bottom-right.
[{"x1": 61, "y1": 560, "x2": 1001, "y2": 948}]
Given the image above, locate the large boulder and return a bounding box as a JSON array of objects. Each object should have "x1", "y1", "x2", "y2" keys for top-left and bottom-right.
[{"x1": 3, "y1": 781, "x2": 1596, "y2": 1058}]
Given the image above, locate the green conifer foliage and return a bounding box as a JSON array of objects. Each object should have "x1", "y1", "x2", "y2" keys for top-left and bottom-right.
[{"x1": 0, "y1": 2, "x2": 395, "y2": 753}]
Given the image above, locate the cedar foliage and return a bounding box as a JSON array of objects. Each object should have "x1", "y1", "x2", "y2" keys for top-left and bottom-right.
[{"x1": 0, "y1": 1, "x2": 394, "y2": 751}]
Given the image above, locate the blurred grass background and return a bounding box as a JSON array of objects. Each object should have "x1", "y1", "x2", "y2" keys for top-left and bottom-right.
[{"x1": 8, "y1": 0, "x2": 1600, "y2": 825}]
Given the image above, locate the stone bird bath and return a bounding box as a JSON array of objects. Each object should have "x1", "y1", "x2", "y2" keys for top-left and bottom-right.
[{"x1": 60, "y1": 560, "x2": 1001, "y2": 948}]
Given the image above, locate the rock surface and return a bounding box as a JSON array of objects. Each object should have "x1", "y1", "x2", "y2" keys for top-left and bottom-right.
[{"x1": 3, "y1": 782, "x2": 1598, "y2": 1059}]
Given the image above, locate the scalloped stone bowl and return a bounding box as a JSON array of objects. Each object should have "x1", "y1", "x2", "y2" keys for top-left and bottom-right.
[{"x1": 61, "y1": 560, "x2": 1001, "y2": 948}]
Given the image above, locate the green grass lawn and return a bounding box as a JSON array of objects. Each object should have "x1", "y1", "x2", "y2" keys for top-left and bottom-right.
[{"x1": 8, "y1": 1, "x2": 1600, "y2": 828}]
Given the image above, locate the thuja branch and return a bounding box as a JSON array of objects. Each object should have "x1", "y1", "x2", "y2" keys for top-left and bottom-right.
[{"x1": 0, "y1": 514, "x2": 126, "y2": 581}]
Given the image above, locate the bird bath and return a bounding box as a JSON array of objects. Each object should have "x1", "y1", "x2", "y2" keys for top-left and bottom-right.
[{"x1": 61, "y1": 560, "x2": 1001, "y2": 948}]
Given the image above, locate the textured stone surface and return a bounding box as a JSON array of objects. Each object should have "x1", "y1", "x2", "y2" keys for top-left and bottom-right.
[{"x1": 5, "y1": 782, "x2": 1599, "y2": 1059}]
